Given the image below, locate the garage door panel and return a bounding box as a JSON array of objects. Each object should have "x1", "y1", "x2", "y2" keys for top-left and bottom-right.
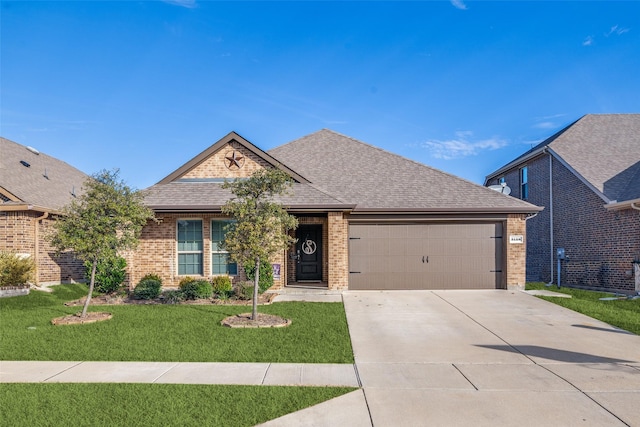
[{"x1": 349, "y1": 223, "x2": 504, "y2": 290}]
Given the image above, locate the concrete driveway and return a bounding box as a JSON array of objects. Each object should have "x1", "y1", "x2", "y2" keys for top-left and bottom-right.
[
  {"x1": 266, "y1": 290, "x2": 640, "y2": 426},
  {"x1": 342, "y1": 289, "x2": 640, "y2": 426}
]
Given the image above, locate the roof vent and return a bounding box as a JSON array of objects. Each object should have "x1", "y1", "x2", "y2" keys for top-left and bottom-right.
[
  {"x1": 44, "y1": 168, "x2": 49, "y2": 180},
  {"x1": 20, "y1": 160, "x2": 31, "y2": 168},
  {"x1": 26, "y1": 146, "x2": 40, "y2": 155}
]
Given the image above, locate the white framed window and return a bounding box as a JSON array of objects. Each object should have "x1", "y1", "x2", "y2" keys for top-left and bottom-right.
[
  {"x1": 520, "y1": 166, "x2": 529, "y2": 200},
  {"x1": 177, "y1": 219, "x2": 203, "y2": 275},
  {"x1": 211, "y1": 220, "x2": 238, "y2": 275}
]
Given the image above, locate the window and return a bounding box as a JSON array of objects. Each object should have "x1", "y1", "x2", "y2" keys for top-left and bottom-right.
[
  {"x1": 177, "y1": 219, "x2": 203, "y2": 275},
  {"x1": 520, "y1": 166, "x2": 529, "y2": 200},
  {"x1": 211, "y1": 220, "x2": 238, "y2": 275}
]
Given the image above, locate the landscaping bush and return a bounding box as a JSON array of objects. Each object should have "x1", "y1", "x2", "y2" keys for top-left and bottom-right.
[
  {"x1": 234, "y1": 281, "x2": 255, "y2": 300},
  {"x1": 162, "y1": 289, "x2": 184, "y2": 304},
  {"x1": 133, "y1": 274, "x2": 162, "y2": 300},
  {"x1": 212, "y1": 275, "x2": 233, "y2": 297},
  {"x1": 0, "y1": 251, "x2": 35, "y2": 286},
  {"x1": 85, "y1": 256, "x2": 126, "y2": 294},
  {"x1": 180, "y1": 279, "x2": 213, "y2": 300},
  {"x1": 244, "y1": 259, "x2": 273, "y2": 294}
]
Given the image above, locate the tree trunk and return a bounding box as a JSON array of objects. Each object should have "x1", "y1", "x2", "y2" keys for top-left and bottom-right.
[
  {"x1": 252, "y1": 258, "x2": 260, "y2": 320},
  {"x1": 81, "y1": 258, "x2": 98, "y2": 318}
]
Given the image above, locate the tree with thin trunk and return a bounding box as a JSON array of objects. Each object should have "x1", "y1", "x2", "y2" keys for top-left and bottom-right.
[
  {"x1": 221, "y1": 169, "x2": 298, "y2": 320},
  {"x1": 48, "y1": 169, "x2": 154, "y2": 318}
]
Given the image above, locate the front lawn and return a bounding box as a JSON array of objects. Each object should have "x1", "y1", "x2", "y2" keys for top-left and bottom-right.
[
  {"x1": 526, "y1": 282, "x2": 640, "y2": 335},
  {"x1": 0, "y1": 383, "x2": 355, "y2": 427},
  {"x1": 0, "y1": 284, "x2": 354, "y2": 363}
]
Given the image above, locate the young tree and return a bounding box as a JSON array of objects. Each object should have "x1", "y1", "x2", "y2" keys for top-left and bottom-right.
[
  {"x1": 221, "y1": 169, "x2": 298, "y2": 320},
  {"x1": 48, "y1": 169, "x2": 154, "y2": 318}
]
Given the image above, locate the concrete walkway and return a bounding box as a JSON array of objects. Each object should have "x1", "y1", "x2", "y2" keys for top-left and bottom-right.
[
  {"x1": 3, "y1": 290, "x2": 640, "y2": 426},
  {"x1": 0, "y1": 361, "x2": 359, "y2": 387}
]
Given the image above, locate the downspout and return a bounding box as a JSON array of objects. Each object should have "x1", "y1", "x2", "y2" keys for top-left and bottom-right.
[
  {"x1": 34, "y1": 211, "x2": 49, "y2": 285},
  {"x1": 547, "y1": 150, "x2": 554, "y2": 285}
]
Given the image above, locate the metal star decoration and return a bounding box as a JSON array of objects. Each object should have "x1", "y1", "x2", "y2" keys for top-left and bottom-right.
[{"x1": 224, "y1": 150, "x2": 245, "y2": 169}]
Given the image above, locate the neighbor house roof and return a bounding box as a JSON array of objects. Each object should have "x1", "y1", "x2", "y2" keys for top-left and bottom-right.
[
  {"x1": 268, "y1": 129, "x2": 541, "y2": 213},
  {"x1": 0, "y1": 137, "x2": 89, "y2": 213},
  {"x1": 485, "y1": 114, "x2": 640, "y2": 205}
]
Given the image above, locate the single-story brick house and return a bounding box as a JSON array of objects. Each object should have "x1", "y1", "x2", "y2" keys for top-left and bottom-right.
[
  {"x1": 0, "y1": 137, "x2": 88, "y2": 284},
  {"x1": 485, "y1": 114, "x2": 640, "y2": 293},
  {"x1": 130, "y1": 129, "x2": 541, "y2": 291}
]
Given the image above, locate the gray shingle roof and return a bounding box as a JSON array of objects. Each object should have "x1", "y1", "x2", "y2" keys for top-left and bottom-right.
[
  {"x1": 0, "y1": 137, "x2": 89, "y2": 212},
  {"x1": 487, "y1": 114, "x2": 640, "y2": 203},
  {"x1": 269, "y1": 129, "x2": 540, "y2": 213},
  {"x1": 144, "y1": 181, "x2": 352, "y2": 211}
]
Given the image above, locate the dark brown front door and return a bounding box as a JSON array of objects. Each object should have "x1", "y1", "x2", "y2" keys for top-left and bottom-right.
[{"x1": 296, "y1": 224, "x2": 322, "y2": 281}]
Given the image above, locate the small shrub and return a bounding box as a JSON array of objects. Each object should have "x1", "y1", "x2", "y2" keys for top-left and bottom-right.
[
  {"x1": 178, "y1": 276, "x2": 196, "y2": 287},
  {"x1": 162, "y1": 289, "x2": 184, "y2": 304},
  {"x1": 212, "y1": 275, "x2": 233, "y2": 297},
  {"x1": 234, "y1": 281, "x2": 255, "y2": 300},
  {"x1": 180, "y1": 279, "x2": 213, "y2": 300},
  {"x1": 133, "y1": 275, "x2": 162, "y2": 300},
  {"x1": 85, "y1": 256, "x2": 126, "y2": 294},
  {"x1": 0, "y1": 251, "x2": 35, "y2": 286},
  {"x1": 244, "y1": 259, "x2": 273, "y2": 294}
]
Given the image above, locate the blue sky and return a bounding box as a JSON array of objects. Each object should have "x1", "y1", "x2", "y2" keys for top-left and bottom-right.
[{"x1": 2, "y1": 1, "x2": 639, "y2": 189}]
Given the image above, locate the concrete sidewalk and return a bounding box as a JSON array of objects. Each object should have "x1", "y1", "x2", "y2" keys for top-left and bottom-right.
[{"x1": 0, "y1": 361, "x2": 359, "y2": 387}]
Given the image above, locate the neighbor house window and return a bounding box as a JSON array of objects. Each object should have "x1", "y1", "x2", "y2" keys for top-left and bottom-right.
[
  {"x1": 211, "y1": 220, "x2": 238, "y2": 275},
  {"x1": 520, "y1": 166, "x2": 529, "y2": 200},
  {"x1": 177, "y1": 219, "x2": 203, "y2": 275}
]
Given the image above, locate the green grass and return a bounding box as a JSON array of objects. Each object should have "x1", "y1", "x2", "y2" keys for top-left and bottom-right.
[
  {"x1": 0, "y1": 284, "x2": 354, "y2": 363},
  {"x1": 526, "y1": 282, "x2": 640, "y2": 335},
  {"x1": 0, "y1": 383, "x2": 355, "y2": 427}
]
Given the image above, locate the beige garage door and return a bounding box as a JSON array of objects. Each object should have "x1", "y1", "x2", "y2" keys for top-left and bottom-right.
[{"x1": 348, "y1": 223, "x2": 504, "y2": 290}]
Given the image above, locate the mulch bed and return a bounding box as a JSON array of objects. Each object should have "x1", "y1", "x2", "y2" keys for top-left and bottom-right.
[
  {"x1": 64, "y1": 293, "x2": 276, "y2": 307},
  {"x1": 51, "y1": 312, "x2": 113, "y2": 326},
  {"x1": 221, "y1": 313, "x2": 291, "y2": 328}
]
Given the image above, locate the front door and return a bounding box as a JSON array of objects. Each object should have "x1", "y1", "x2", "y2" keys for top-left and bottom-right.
[{"x1": 296, "y1": 224, "x2": 323, "y2": 281}]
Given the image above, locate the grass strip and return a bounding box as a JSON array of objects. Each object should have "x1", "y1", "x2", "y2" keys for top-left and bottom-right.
[
  {"x1": 0, "y1": 284, "x2": 354, "y2": 363},
  {"x1": 0, "y1": 383, "x2": 355, "y2": 427},
  {"x1": 526, "y1": 282, "x2": 640, "y2": 335}
]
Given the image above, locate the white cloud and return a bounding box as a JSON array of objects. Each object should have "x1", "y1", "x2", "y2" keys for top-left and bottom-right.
[
  {"x1": 450, "y1": 0, "x2": 468, "y2": 11},
  {"x1": 533, "y1": 121, "x2": 557, "y2": 129},
  {"x1": 161, "y1": 0, "x2": 197, "y2": 9},
  {"x1": 606, "y1": 25, "x2": 630, "y2": 37},
  {"x1": 421, "y1": 131, "x2": 507, "y2": 160},
  {"x1": 583, "y1": 35, "x2": 594, "y2": 46}
]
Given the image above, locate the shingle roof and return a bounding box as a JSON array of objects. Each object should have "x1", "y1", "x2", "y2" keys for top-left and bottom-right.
[
  {"x1": 0, "y1": 137, "x2": 88, "y2": 212},
  {"x1": 269, "y1": 129, "x2": 540, "y2": 213},
  {"x1": 487, "y1": 114, "x2": 640, "y2": 203},
  {"x1": 144, "y1": 182, "x2": 352, "y2": 211}
]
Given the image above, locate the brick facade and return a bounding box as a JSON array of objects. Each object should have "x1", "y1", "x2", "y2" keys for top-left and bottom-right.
[
  {"x1": 505, "y1": 214, "x2": 528, "y2": 290},
  {"x1": 182, "y1": 142, "x2": 272, "y2": 179},
  {"x1": 328, "y1": 212, "x2": 349, "y2": 290},
  {"x1": 0, "y1": 211, "x2": 85, "y2": 284},
  {"x1": 129, "y1": 211, "x2": 351, "y2": 291},
  {"x1": 488, "y1": 153, "x2": 640, "y2": 292}
]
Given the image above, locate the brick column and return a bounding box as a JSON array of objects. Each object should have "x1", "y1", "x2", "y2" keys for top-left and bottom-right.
[
  {"x1": 505, "y1": 214, "x2": 527, "y2": 290},
  {"x1": 328, "y1": 212, "x2": 349, "y2": 290}
]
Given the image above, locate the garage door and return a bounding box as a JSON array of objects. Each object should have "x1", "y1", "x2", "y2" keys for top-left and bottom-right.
[{"x1": 348, "y1": 223, "x2": 503, "y2": 290}]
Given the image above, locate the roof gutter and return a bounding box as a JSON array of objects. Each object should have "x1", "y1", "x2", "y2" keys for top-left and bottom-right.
[
  {"x1": 351, "y1": 206, "x2": 543, "y2": 215},
  {"x1": 604, "y1": 198, "x2": 640, "y2": 211},
  {"x1": 0, "y1": 204, "x2": 61, "y2": 215}
]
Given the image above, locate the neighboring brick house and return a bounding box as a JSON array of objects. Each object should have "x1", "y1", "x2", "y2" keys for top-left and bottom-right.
[
  {"x1": 485, "y1": 114, "x2": 640, "y2": 293},
  {"x1": 0, "y1": 137, "x2": 88, "y2": 284},
  {"x1": 130, "y1": 129, "x2": 540, "y2": 291}
]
